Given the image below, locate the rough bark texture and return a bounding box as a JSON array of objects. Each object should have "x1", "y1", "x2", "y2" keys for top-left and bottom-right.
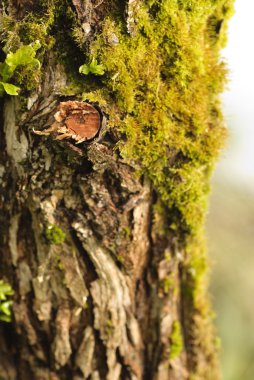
[
  {"x1": 0, "y1": 0, "x2": 233, "y2": 379},
  {"x1": 0, "y1": 94, "x2": 186, "y2": 380}
]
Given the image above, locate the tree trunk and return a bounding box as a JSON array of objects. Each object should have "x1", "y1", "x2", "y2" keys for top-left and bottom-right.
[{"x1": 0, "y1": 1, "x2": 233, "y2": 379}]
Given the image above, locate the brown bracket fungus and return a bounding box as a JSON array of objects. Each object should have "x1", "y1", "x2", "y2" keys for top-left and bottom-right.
[{"x1": 34, "y1": 101, "x2": 102, "y2": 144}]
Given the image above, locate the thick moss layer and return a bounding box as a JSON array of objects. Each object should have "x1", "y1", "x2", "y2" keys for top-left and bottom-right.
[{"x1": 87, "y1": 0, "x2": 233, "y2": 235}]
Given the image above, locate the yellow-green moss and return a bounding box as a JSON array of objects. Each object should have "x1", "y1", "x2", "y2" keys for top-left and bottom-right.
[
  {"x1": 79, "y1": 1, "x2": 233, "y2": 376},
  {"x1": 0, "y1": 280, "x2": 14, "y2": 323},
  {"x1": 84, "y1": 0, "x2": 233, "y2": 236},
  {"x1": 106, "y1": 318, "x2": 114, "y2": 336},
  {"x1": 169, "y1": 320, "x2": 184, "y2": 360},
  {"x1": 52, "y1": 254, "x2": 64, "y2": 270},
  {"x1": 163, "y1": 275, "x2": 173, "y2": 293},
  {"x1": 45, "y1": 224, "x2": 66, "y2": 245}
]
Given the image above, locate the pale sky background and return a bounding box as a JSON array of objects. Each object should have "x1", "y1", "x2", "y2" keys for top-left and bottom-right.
[
  {"x1": 209, "y1": 2, "x2": 254, "y2": 379},
  {"x1": 218, "y1": 0, "x2": 254, "y2": 188}
]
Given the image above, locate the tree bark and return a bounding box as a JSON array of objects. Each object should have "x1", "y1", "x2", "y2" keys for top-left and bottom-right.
[{"x1": 0, "y1": 1, "x2": 233, "y2": 379}]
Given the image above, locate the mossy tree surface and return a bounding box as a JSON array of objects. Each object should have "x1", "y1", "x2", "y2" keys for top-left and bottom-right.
[{"x1": 0, "y1": 1, "x2": 233, "y2": 379}]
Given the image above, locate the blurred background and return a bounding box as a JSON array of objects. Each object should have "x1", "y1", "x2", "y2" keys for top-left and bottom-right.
[{"x1": 207, "y1": 1, "x2": 254, "y2": 379}]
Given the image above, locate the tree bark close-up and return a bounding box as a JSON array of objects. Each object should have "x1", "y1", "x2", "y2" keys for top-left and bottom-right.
[{"x1": 0, "y1": 1, "x2": 234, "y2": 379}]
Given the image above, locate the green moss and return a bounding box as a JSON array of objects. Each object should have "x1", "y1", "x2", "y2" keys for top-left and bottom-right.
[
  {"x1": 121, "y1": 226, "x2": 131, "y2": 239},
  {"x1": 116, "y1": 254, "x2": 125, "y2": 264},
  {"x1": 163, "y1": 275, "x2": 174, "y2": 293},
  {"x1": 52, "y1": 254, "x2": 64, "y2": 270},
  {"x1": 0, "y1": 280, "x2": 14, "y2": 323},
  {"x1": 180, "y1": 232, "x2": 220, "y2": 379},
  {"x1": 0, "y1": 0, "x2": 233, "y2": 375},
  {"x1": 106, "y1": 318, "x2": 113, "y2": 335},
  {"x1": 77, "y1": 2, "x2": 233, "y2": 376},
  {"x1": 169, "y1": 320, "x2": 184, "y2": 360},
  {"x1": 45, "y1": 224, "x2": 66, "y2": 245},
  {"x1": 83, "y1": 0, "x2": 233, "y2": 236},
  {"x1": 164, "y1": 249, "x2": 172, "y2": 262}
]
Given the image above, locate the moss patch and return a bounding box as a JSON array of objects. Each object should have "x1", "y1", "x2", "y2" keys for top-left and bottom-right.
[
  {"x1": 0, "y1": 280, "x2": 14, "y2": 323},
  {"x1": 169, "y1": 320, "x2": 184, "y2": 360},
  {"x1": 84, "y1": 0, "x2": 233, "y2": 236},
  {"x1": 45, "y1": 224, "x2": 66, "y2": 245}
]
